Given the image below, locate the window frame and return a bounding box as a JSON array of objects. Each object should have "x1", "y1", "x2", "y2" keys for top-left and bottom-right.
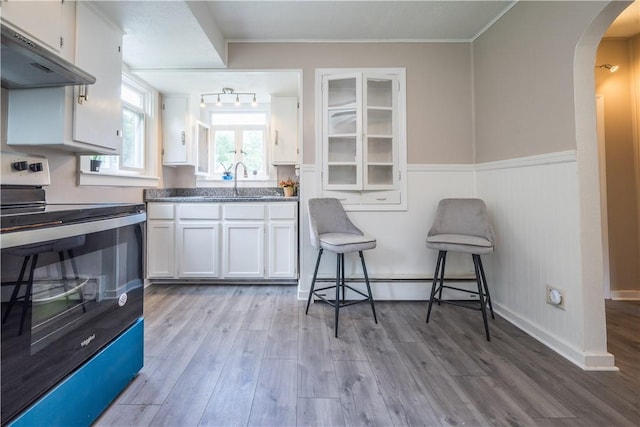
[
  {"x1": 119, "y1": 78, "x2": 147, "y2": 171},
  {"x1": 78, "y1": 71, "x2": 160, "y2": 187},
  {"x1": 202, "y1": 107, "x2": 274, "y2": 182}
]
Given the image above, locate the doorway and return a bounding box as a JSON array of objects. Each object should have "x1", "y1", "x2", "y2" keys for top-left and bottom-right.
[{"x1": 595, "y1": 5, "x2": 640, "y2": 302}]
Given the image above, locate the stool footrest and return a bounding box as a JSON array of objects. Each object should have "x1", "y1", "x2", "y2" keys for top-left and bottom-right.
[
  {"x1": 312, "y1": 283, "x2": 372, "y2": 308},
  {"x1": 434, "y1": 284, "x2": 481, "y2": 296}
]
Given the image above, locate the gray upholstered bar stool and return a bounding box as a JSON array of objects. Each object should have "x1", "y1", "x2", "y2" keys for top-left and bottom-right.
[
  {"x1": 305, "y1": 198, "x2": 377, "y2": 337},
  {"x1": 425, "y1": 198, "x2": 495, "y2": 341}
]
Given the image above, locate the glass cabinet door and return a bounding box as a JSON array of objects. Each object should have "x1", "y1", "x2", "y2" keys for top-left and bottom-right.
[
  {"x1": 364, "y1": 75, "x2": 396, "y2": 189},
  {"x1": 323, "y1": 74, "x2": 362, "y2": 190}
]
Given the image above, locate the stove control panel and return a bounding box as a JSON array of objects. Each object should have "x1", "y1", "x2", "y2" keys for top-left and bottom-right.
[{"x1": 1, "y1": 151, "x2": 51, "y2": 186}]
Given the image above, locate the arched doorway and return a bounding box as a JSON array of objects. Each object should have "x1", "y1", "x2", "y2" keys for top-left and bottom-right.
[
  {"x1": 595, "y1": 4, "x2": 640, "y2": 301},
  {"x1": 573, "y1": 0, "x2": 633, "y2": 367}
]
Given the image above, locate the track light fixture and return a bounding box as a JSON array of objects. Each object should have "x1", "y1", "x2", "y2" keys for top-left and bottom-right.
[
  {"x1": 200, "y1": 87, "x2": 258, "y2": 107},
  {"x1": 596, "y1": 63, "x2": 619, "y2": 73}
]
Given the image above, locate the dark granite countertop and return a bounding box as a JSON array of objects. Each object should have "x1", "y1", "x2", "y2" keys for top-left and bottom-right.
[{"x1": 144, "y1": 187, "x2": 299, "y2": 203}]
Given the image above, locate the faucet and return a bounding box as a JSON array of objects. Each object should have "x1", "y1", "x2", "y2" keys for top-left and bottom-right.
[{"x1": 233, "y1": 161, "x2": 248, "y2": 196}]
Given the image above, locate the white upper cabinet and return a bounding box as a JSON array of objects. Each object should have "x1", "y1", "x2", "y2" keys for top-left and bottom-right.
[
  {"x1": 318, "y1": 68, "x2": 406, "y2": 209},
  {"x1": 1, "y1": 0, "x2": 66, "y2": 56},
  {"x1": 6, "y1": 2, "x2": 124, "y2": 154},
  {"x1": 73, "y1": 2, "x2": 123, "y2": 154},
  {"x1": 270, "y1": 96, "x2": 299, "y2": 165},
  {"x1": 162, "y1": 95, "x2": 195, "y2": 166}
]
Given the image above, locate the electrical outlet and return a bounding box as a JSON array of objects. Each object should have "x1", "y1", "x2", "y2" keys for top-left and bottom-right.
[{"x1": 546, "y1": 285, "x2": 566, "y2": 310}]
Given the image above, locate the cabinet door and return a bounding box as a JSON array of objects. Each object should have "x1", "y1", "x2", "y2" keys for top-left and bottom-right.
[
  {"x1": 271, "y1": 97, "x2": 299, "y2": 165},
  {"x1": 178, "y1": 221, "x2": 219, "y2": 278},
  {"x1": 223, "y1": 222, "x2": 265, "y2": 278},
  {"x1": 323, "y1": 73, "x2": 362, "y2": 190},
  {"x1": 363, "y1": 74, "x2": 397, "y2": 190},
  {"x1": 195, "y1": 120, "x2": 211, "y2": 176},
  {"x1": 162, "y1": 96, "x2": 191, "y2": 164},
  {"x1": 147, "y1": 221, "x2": 175, "y2": 278},
  {"x1": 73, "y1": 2, "x2": 123, "y2": 154},
  {"x1": 1, "y1": 0, "x2": 63, "y2": 53},
  {"x1": 268, "y1": 221, "x2": 297, "y2": 278}
]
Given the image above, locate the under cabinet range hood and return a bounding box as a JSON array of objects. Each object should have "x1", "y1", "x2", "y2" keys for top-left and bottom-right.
[{"x1": 0, "y1": 24, "x2": 96, "y2": 89}]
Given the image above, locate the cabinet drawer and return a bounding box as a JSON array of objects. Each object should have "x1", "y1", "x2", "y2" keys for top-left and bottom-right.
[
  {"x1": 321, "y1": 190, "x2": 362, "y2": 205},
  {"x1": 147, "y1": 203, "x2": 175, "y2": 220},
  {"x1": 223, "y1": 204, "x2": 265, "y2": 220},
  {"x1": 268, "y1": 203, "x2": 297, "y2": 220},
  {"x1": 361, "y1": 190, "x2": 401, "y2": 204},
  {"x1": 179, "y1": 204, "x2": 220, "y2": 220}
]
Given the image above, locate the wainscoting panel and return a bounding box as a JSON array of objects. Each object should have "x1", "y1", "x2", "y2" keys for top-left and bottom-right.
[
  {"x1": 476, "y1": 152, "x2": 613, "y2": 369},
  {"x1": 298, "y1": 165, "x2": 476, "y2": 299}
]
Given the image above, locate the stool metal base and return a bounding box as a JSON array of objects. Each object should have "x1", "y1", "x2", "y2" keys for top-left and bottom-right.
[
  {"x1": 426, "y1": 250, "x2": 495, "y2": 341},
  {"x1": 305, "y1": 249, "x2": 377, "y2": 337}
]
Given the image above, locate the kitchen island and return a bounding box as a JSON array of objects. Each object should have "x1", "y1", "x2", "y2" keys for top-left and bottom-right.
[{"x1": 144, "y1": 188, "x2": 298, "y2": 283}]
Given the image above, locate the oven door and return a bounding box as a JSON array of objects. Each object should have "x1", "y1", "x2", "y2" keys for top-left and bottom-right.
[{"x1": 0, "y1": 212, "x2": 145, "y2": 425}]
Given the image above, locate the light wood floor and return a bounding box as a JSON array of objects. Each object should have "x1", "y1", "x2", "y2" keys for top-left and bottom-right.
[{"x1": 95, "y1": 285, "x2": 640, "y2": 427}]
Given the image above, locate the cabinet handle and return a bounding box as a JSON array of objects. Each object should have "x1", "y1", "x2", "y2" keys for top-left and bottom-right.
[
  {"x1": 77, "y1": 85, "x2": 89, "y2": 104},
  {"x1": 181, "y1": 131, "x2": 186, "y2": 145},
  {"x1": 375, "y1": 197, "x2": 387, "y2": 201},
  {"x1": 275, "y1": 130, "x2": 279, "y2": 145}
]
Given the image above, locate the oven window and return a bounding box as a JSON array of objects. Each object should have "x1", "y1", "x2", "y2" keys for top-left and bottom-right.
[{"x1": 1, "y1": 224, "x2": 143, "y2": 355}]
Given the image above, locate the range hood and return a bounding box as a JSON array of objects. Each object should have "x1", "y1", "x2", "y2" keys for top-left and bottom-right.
[{"x1": 1, "y1": 24, "x2": 96, "y2": 89}]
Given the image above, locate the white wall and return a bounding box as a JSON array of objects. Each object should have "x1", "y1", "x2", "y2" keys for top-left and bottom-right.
[{"x1": 475, "y1": 152, "x2": 601, "y2": 368}]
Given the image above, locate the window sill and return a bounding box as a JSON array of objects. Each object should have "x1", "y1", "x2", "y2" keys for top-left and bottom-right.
[{"x1": 79, "y1": 170, "x2": 160, "y2": 187}]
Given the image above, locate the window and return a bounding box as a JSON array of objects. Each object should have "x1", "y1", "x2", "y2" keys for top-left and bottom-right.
[
  {"x1": 121, "y1": 83, "x2": 145, "y2": 170},
  {"x1": 210, "y1": 111, "x2": 268, "y2": 179},
  {"x1": 99, "y1": 76, "x2": 147, "y2": 173},
  {"x1": 79, "y1": 72, "x2": 159, "y2": 187}
]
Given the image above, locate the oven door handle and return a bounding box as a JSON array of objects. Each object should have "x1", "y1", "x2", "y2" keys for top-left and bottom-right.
[{"x1": 0, "y1": 212, "x2": 147, "y2": 249}]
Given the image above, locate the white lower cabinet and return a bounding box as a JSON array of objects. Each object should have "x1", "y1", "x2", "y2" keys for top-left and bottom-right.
[
  {"x1": 223, "y1": 222, "x2": 265, "y2": 278},
  {"x1": 178, "y1": 222, "x2": 220, "y2": 278},
  {"x1": 177, "y1": 204, "x2": 220, "y2": 278},
  {"x1": 147, "y1": 204, "x2": 176, "y2": 278},
  {"x1": 146, "y1": 201, "x2": 297, "y2": 280},
  {"x1": 268, "y1": 203, "x2": 297, "y2": 278},
  {"x1": 222, "y1": 203, "x2": 265, "y2": 278}
]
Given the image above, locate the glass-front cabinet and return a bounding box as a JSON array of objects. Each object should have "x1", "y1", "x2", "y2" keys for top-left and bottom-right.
[
  {"x1": 320, "y1": 69, "x2": 406, "y2": 209},
  {"x1": 324, "y1": 74, "x2": 362, "y2": 189}
]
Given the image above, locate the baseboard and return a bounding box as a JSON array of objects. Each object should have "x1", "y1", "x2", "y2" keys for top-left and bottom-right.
[
  {"x1": 494, "y1": 303, "x2": 618, "y2": 371},
  {"x1": 610, "y1": 290, "x2": 640, "y2": 300}
]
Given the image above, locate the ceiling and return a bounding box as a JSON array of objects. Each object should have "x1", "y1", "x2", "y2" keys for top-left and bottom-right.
[{"x1": 89, "y1": 0, "x2": 638, "y2": 98}]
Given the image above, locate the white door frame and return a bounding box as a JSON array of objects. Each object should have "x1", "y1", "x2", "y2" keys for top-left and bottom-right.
[{"x1": 596, "y1": 94, "x2": 611, "y2": 300}]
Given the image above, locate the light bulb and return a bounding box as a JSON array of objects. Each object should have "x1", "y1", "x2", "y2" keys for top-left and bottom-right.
[
  {"x1": 609, "y1": 65, "x2": 619, "y2": 73},
  {"x1": 252, "y1": 95, "x2": 257, "y2": 106},
  {"x1": 235, "y1": 95, "x2": 240, "y2": 106},
  {"x1": 216, "y1": 95, "x2": 222, "y2": 106},
  {"x1": 200, "y1": 96, "x2": 206, "y2": 108}
]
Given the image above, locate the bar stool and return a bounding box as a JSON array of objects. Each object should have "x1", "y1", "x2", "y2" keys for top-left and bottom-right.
[
  {"x1": 305, "y1": 198, "x2": 377, "y2": 337},
  {"x1": 425, "y1": 198, "x2": 496, "y2": 341}
]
